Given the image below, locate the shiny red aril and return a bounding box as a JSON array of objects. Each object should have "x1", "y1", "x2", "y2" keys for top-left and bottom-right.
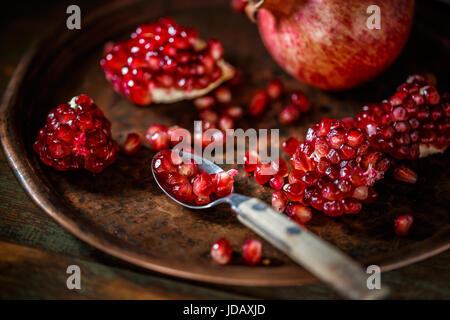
[
  {"x1": 392, "y1": 166, "x2": 418, "y2": 184},
  {"x1": 213, "y1": 169, "x2": 238, "y2": 197},
  {"x1": 218, "y1": 115, "x2": 235, "y2": 131},
  {"x1": 254, "y1": 163, "x2": 273, "y2": 185},
  {"x1": 33, "y1": 95, "x2": 118, "y2": 173},
  {"x1": 123, "y1": 133, "x2": 142, "y2": 155},
  {"x1": 279, "y1": 105, "x2": 300, "y2": 124},
  {"x1": 146, "y1": 124, "x2": 169, "y2": 151},
  {"x1": 177, "y1": 159, "x2": 198, "y2": 178},
  {"x1": 215, "y1": 86, "x2": 232, "y2": 104},
  {"x1": 266, "y1": 78, "x2": 284, "y2": 100},
  {"x1": 271, "y1": 190, "x2": 288, "y2": 212},
  {"x1": 252, "y1": 0, "x2": 414, "y2": 90},
  {"x1": 394, "y1": 214, "x2": 414, "y2": 236},
  {"x1": 286, "y1": 203, "x2": 312, "y2": 224},
  {"x1": 269, "y1": 176, "x2": 284, "y2": 190},
  {"x1": 248, "y1": 90, "x2": 269, "y2": 116},
  {"x1": 211, "y1": 238, "x2": 233, "y2": 264},
  {"x1": 283, "y1": 183, "x2": 305, "y2": 202},
  {"x1": 224, "y1": 105, "x2": 243, "y2": 120},
  {"x1": 199, "y1": 109, "x2": 219, "y2": 124},
  {"x1": 194, "y1": 96, "x2": 215, "y2": 109},
  {"x1": 242, "y1": 239, "x2": 262, "y2": 265},
  {"x1": 243, "y1": 150, "x2": 259, "y2": 172}
]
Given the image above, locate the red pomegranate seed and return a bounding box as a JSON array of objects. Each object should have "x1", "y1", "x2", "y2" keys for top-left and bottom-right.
[
  {"x1": 194, "y1": 96, "x2": 215, "y2": 109},
  {"x1": 123, "y1": 133, "x2": 142, "y2": 155},
  {"x1": 290, "y1": 91, "x2": 310, "y2": 113},
  {"x1": 266, "y1": 78, "x2": 284, "y2": 100},
  {"x1": 213, "y1": 169, "x2": 238, "y2": 197},
  {"x1": 288, "y1": 169, "x2": 305, "y2": 185},
  {"x1": 208, "y1": 39, "x2": 224, "y2": 61},
  {"x1": 33, "y1": 95, "x2": 118, "y2": 173},
  {"x1": 283, "y1": 183, "x2": 306, "y2": 202},
  {"x1": 224, "y1": 105, "x2": 243, "y2": 120},
  {"x1": 254, "y1": 163, "x2": 273, "y2": 185},
  {"x1": 195, "y1": 195, "x2": 210, "y2": 205},
  {"x1": 231, "y1": 0, "x2": 247, "y2": 13},
  {"x1": 248, "y1": 90, "x2": 269, "y2": 116},
  {"x1": 393, "y1": 166, "x2": 418, "y2": 184},
  {"x1": 269, "y1": 176, "x2": 285, "y2": 190},
  {"x1": 211, "y1": 238, "x2": 233, "y2": 264},
  {"x1": 218, "y1": 115, "x2": 235, "y2": 131},
  {"x1": 394, "y1": 214, "x2": 414, "y2": 236},
  {"x1": 243, "y1": 150, "x2": 259, "y2": 172},
  {"x1": 282, "y1": 137, "x2": 300, "y2": 155},
  {"x1": 279, "y1": 105, "x2": 300, "y2": 124},
  {"x1": 342, "y1": 199, "x2": 362, "y2": 214},
  {"x1": 215, "y1": 86, "x2": 232, "y2": 104},
  {"x1": 272, "y1": 190, "x2": 288, "y2": 212},
  {"x1": 199, "y1": 109, "x2": 219, "y2": 124},
  {"x1": 242, "y1": 239, "x2": 262, "y2": 265},
  {"x1": 101, "y1": 18, "x2": 232, "y2": 105},
  {"x1": 177, "y1": 159, "x2": 198, "y2": 178},
  {"x1": 286, "y1": 203, "x2": 312, "y2": 224},
  {"x1": 192, "y1": 172, "x2": 215, "y2": 197},
  {"x1": 146, "y1": 124, "x2": 169, "y2": 151}
]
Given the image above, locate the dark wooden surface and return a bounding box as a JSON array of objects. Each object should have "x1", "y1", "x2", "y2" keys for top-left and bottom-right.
[{"x1": 0, "y1": 0, "x2": 449, "y2": 299}]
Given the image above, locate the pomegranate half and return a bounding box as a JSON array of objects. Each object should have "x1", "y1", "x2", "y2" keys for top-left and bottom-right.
[{"x1": 248, "y1": 0, "x2": 414, "y2": 90}]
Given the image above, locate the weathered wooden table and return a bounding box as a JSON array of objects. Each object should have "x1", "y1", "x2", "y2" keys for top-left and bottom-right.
[{"x1": 0, "y1": 0, "x2": 448, "y2": 299}]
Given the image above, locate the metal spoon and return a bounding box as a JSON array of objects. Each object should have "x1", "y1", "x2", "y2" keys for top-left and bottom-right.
[{"x1": 151, "y1": 150, "x2": 390, "y2": 300}]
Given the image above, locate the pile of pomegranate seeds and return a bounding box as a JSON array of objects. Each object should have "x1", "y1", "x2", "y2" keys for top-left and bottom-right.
[
  {"x1": 243, "y1": 151, "x2": 288, "y2": 188},
  {"x1": 394, "y1": 214, "x2": 414, "y2": 236},
  {"x1": 354, "y1": 75, "x2": 449, "y2": 160},
  {"x1": 33, "y1": 94, "x2": 118, "y2": 173},
  {"x1": 211, "y1": 238, "x2": 233, "y2": 264},
  {"x1": 100, "y1": 17, "x2": 234, "y2": 105},
  {"x1": 152, "y1": 149, "x2": 238, "y2": 205}
]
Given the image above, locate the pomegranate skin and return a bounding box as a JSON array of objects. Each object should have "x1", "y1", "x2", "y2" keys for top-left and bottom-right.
[{"x1": 256, "y1": 0, "x2": 414, "y2": 90}]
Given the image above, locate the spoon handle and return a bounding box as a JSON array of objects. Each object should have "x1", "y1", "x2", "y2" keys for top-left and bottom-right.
[{"x1": 229, "y1": 194, "x2": 390, "y2": 300}]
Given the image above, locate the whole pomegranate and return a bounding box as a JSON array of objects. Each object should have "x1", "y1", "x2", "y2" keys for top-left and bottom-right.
[{"x1": 248, "y1": 0, "x2": 414, "y2": 90}]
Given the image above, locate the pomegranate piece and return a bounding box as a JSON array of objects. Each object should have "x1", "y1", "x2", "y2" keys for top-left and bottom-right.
[
  {"x1": 243, "y1": 150, "x2": 259, "y2": 173},
  {"x1": 279, "y1": 105, "x2": 300, "y2": 124},
  {"x1": 199, "y1": 109, "x2": 219, "y2": 124},
  {"x1": 145, "y1": 124, "x2": 169, "y2": 151},
  {"x1": 269, "y1": 176, "x2": 284, "y2": 190},
  {"x1": 286, "y1": 203, "x2": 312, "y2": 224},
  {"x1": 123, "y1": 133, "x2": 142, "y2": 155},
  {"x1": 282, "y1": 137, "x2": 300, "y2": 155},
  {"x1": 290, "y1": 91, "x2": 310, "y2": 113},
  {"x1": 290, "y1": 118, "x2": 389, "y2": 216},
  {"x1": 394, "y1": 214, "x2": 414, "y2": 236},
  {"x1": 354, "y1": 75, "x2": 449, "y2": 160},
  {"x1": 194, "y1": 96, "x2": 215, "y2": 110},
  {"x1": 393, "y1": 166, "x2": 418, "y2": 184},
  {"x1": 177, "y1": 158, "x2": 198, "y2": 178},
  {"x1": 271, "y1": 190, "x2": 288, "y2": 212},
  {"x1": 214, "y1": 86, "x2": 232, "y2": 104},
  {"x1": 33, "y1": 95, "x2": 118, "y2": 173},
  {"x1": 100, "y1": 17, "x2": 234, "y2": 105},
  {"x1": 211, "y1": 238, "x2": 233, "y2": 264},
  {"x1": 242, "y1": 239, "x2": 262, "y2": 265},
  {"x1": 283, "y1": 183, "x2": 306, "y2": 202},
  {"x1": 266, "y1": 78, "x2": 284, "y2": 100},
  {"x1": 248, "y1": 90, "x2": 269, "y2": 116}
]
